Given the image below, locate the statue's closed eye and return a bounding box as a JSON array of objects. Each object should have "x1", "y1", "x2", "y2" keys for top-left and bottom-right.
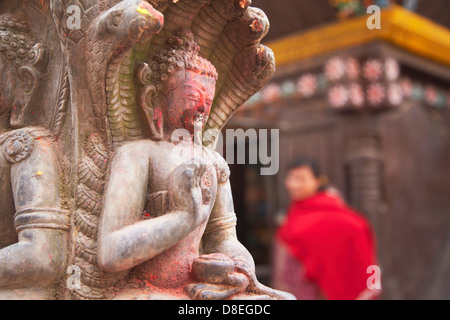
[{"x1": 187, "y1": 95, "x2": 200, "y2": 101}]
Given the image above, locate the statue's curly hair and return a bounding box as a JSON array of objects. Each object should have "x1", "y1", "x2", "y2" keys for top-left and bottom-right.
[
  {"x1": 0, "y1": 12, "x2": 42, "y2": 70},
  {"x1": 145, "y1": 29, "x2": 218, "y2": 93}
]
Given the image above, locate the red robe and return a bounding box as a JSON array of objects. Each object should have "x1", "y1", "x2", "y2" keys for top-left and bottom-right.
[{"x1": 277, "y1": 191, "x2": 379, "y2": 300}]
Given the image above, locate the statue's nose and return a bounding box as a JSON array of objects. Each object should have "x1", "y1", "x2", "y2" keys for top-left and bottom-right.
[{"x1": 197, "y1": 104, "x2": 206, "y2": 114}]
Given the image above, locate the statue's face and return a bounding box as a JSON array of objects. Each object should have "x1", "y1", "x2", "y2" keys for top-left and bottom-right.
[{"x1": 160, "y1": 69, "x2": 215, "y2": 135}]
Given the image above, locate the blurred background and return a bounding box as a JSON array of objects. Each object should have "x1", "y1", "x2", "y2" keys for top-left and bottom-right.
[{"x1": 222, "y1": 0, "x2": 450, "y2": 299}]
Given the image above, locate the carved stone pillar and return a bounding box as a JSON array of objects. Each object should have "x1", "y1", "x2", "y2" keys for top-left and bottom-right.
[{"x1": 345, "y1": 130, "x2": 386, "y2": 222}]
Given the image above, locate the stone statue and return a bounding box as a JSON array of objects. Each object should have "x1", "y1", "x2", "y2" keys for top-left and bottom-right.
[
  {"x1": 0, "y1": 11, "x2": 69, "y2": 300},
  {"x1": 97, "y1": 29, "x2": 292, "y2": 299},
  {"x1": 0, "y1": 0, "x2": 294, "y2": 300}
]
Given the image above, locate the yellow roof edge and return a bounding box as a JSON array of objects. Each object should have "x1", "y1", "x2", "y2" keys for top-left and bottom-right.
[{"x1": 266, "y1": 5, "x2": 450, "y2": 68}]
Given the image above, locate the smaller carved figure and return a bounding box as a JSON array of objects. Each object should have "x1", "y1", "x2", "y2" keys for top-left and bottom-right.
[{"x1": 0, "y1": 12, "x2": 69, "y2": 300}]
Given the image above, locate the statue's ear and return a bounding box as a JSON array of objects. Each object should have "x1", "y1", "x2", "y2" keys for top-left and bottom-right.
[
  {"x1": 16, "y1": 66, "x2": 38, "y2": 94},
  {"x1": 10, "y1": 66, "x2": 40, "y2": 127},
  {"x1": 10, "y1": 43, "x2": 47, "y2": 127},
  {"x1": 136, "y1": 62, "x2": 163, "y2": 140}
]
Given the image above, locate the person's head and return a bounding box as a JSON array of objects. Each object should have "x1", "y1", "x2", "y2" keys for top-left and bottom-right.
[
  {"x1": 285, "y1": 157, "x2": 328, "y2": 201},
  {"x1": 137, "y1": 29, "x2": 218, "y2": 139},
  {"x1": 0, "y1": 12, "x2": 47, "y2": 128}
]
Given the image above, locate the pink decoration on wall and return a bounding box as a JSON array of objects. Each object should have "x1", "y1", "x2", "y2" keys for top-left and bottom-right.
[
  {"x1": 346, "y1": 57, "x2": 360, "y2": 80},
  {"x1": 349, "y1": 83, "x2": 364, "y2": 107},
  {"x1": 363, "y1": 59, "x2": 383, "y2": 81},
  {"x1": 325, "y1": 57, "x2": 346, "y2": 81},
  {"x1": 261, "y1": 83, "x2": 281, "y2": 103},
  {"x1": 329, "y1": 85, "x2": 349, "y2": 109},
  {"x1": 297, "y1": 74, "x2": 318, "y2": 97},
  {"x1": 367, "y1": 83, "x2": 385, "y2": 106},
  {"x1": 388, "y1": 83, "x2": 403, "y2": 106},
  {"x1": 385, "y1": 58, "x2": 400, "y2": 81},
  {"x1": 425, "y1": 86, "x2": 438, "y2": 105},
  {"x1": 401, "y1": 78, "x2": 413, "y2": 98}
]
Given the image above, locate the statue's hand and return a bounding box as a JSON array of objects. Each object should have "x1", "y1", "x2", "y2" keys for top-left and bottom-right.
[
  {"x1": 168, "y1": 158, "x2": 209, "y2": 224},
  {"x1": 186, "y1": 254, "x2": 249, "y2": 300},
  {"x1": 234, "y1": 260, "x2": 296, "y2": 300},
  {"x1": 186, "y1": 255, "x2": 295, "y2": 300},
  {"x1": 186, "y1": 273, "x2": 249, "y2": 300}
]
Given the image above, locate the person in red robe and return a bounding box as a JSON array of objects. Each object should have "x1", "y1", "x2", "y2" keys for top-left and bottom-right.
[{"x1": 274, "y1": 157, "x2": 381, "y2": 300}]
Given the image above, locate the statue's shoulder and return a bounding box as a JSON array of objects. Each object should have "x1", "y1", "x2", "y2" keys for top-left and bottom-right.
[{"x1": 0, "y1": 127, "x2": 52, "y2": 164}]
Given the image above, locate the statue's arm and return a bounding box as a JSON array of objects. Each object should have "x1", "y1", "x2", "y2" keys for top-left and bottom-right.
[
  {"x1": 201, "y1": 173, "x2": 295, "y2": 300},
  {"x1": 98, "y1": 144, "x2": 204, "y2": 274},
  {"x1": 0, "y1": 135, "x2": 68, "y2": 288},
  {"x1": 201, "y1": 179, "x2": 255, "y2": 273}
]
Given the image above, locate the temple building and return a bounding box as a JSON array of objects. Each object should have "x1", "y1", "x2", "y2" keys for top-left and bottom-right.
[{"x1": 225, "y1": 0, "x2": 450, "y2": 299}]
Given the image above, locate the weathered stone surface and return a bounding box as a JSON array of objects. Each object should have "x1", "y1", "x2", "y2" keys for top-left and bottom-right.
[{"x1": 0, "y1": 0, "x2": 293, "y2": 300}]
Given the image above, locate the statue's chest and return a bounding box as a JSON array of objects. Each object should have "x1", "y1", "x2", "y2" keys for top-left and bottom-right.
[
  {"x1": 147, "y1": 143, "x2": 219, "y2": 188},
  {"x1": 143, "y1": 154, "x2": 219, "y2": 219}
]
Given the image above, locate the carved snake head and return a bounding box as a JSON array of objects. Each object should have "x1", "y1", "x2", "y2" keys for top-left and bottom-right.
[{"x1": 97, "y1": 0, "x2": 164, "y2": 43}]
